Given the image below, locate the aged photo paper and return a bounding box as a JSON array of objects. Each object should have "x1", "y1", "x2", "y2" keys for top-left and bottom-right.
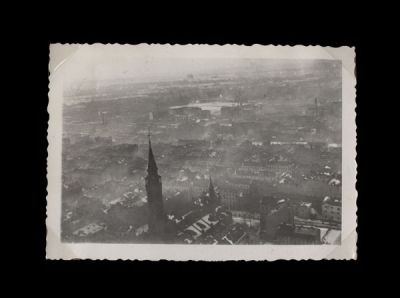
[{"x1": 47, "y1": 44, "x2": 357, "y2": 260}]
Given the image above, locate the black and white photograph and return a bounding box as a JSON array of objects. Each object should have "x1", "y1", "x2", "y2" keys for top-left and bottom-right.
[{"x1": 47, "y1": 44, "x2": 357, "y2": 260}]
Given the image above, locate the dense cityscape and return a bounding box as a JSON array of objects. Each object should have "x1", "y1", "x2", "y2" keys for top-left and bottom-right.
[{"x1": 61, "y1": 59, "x2": 342, "y2": 245}]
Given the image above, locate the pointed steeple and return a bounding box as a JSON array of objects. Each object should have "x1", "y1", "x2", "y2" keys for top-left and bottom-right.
[
  {"x1": 209, "y1": 175, "x2": 215, "y2": 200},
  {"x1": 144, "y1": 127, "x2": 164, "y2": 239},
  {"x1": 147, "y1": 128, "x2": 158, "y2": 175}
]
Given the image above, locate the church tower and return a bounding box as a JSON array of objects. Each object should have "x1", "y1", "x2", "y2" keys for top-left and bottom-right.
[
  {"x1": 145, "y1": 132, "x2": 165, "y2": 238},
  {"x1": 209, "y1": 175, "x2": 215, "y2": 201},
  {"x1": 208, "y1": 175, "x2": 220, "y2": 205}
]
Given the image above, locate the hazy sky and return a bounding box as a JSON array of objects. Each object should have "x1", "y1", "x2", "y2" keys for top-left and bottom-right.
[{"x1": 51, "y1": 44, "x2": 343, "y2": 85}]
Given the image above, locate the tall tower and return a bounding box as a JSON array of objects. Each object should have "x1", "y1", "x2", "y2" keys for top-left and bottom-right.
[
  {"x1": 208, "y1": 175, "x2": 220, "y2": 205},
  {"x1": 145, "y1": 130, "x2": 165, "y2": 237},
  {"x1": 209, "y1": 175, "x2": 215, "y2": 201}
]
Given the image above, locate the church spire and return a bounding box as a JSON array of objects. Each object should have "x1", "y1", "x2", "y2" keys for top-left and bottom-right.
[
  {"x1": 147, "y1": 128, "x2": 158, "y2": 175},
  {"x1": 209, "y1": 175, "x2": 215, "y2": 200},
  {"x1": 145, "y1": 127, "x2": 165, "y2": 239}
]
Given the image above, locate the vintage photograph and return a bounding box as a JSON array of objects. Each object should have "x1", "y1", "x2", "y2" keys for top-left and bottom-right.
[{"x1": 47, "y1": 44, "x2": 356, "y2": 260}]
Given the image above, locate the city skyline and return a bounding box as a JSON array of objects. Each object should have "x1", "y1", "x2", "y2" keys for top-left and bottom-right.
[{"x1": 60, "y1": 55, "x2": 342, "y2": 245}]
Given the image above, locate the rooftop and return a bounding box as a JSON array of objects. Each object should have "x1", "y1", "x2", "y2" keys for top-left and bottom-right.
[
  {"x1": 294, "y1": 226, "x2": 320, "y2": 237},
  {"x1": 73, "y1": 223, "x2": 103, "y2": 236},
  {"x1": 323, "y1": 197, "x2": 341, "y2": 206}
]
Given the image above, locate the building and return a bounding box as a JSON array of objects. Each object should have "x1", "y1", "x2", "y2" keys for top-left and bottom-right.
[
  {"x1": 219, "y1": 188, "x2": 239, "y2": 209},
  {"x1": 222, "y1": 177, "x2": 251, "y2": 192},
  {"x1": 72, "y1": 222, "x2": 104, "y2": 241},
  {"x1": 240, "y1": 161, "x2": 293, "y2": 174},
  {"x1": 234, "y1": 169, "x2": 276, "y2": 182},
  {"x1": 294, "y1": 202, "x2": 312, "y2": 219},
  {"x1": 260, "y1": 198, "x2": 294, "y2": 240},
  {"x1": 163, "y1": 178, "x2": 230, "y2": 245},
  {"x1": 145, "y1": 135, "x2": 166, "y2": 238},
  {"x1": 208, "y1": 175, "x2": 218, "y2": 204},
  {"x1": 163, "y1": 182, "x2": 191, "y2": 197},
  {"x1": 275, "y1": 224, "x2": 321, "y2": 244},
  {"x1": 184, "y1": 157, "x2": 220, "y2": 167},
  {"x1": 321, "y1": 197, "x2": 341, "y2": 222},
  {"x1": 191, "y1": 179, "x2": 209, "y2": 198}
]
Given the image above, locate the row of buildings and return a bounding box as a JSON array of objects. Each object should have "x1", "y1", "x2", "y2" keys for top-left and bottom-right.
[{"x1": 64, "y1": 135, "x2": 341, "y2": 245}]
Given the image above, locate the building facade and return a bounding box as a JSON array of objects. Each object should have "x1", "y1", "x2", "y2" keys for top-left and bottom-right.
[{"x1": 321, "y1": 197, "x2": 341, "y2": 222}]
